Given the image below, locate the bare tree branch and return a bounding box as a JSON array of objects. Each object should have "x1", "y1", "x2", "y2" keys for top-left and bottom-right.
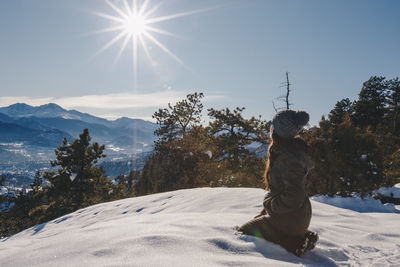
[
  {"x1": 272, "y1": 100, "x2": 278, "y2": 113},
  {"x1": 285, "y1": 71, "x2": 291, "y2": 110}
]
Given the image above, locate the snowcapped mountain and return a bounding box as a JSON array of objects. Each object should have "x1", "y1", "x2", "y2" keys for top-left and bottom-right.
[
  {"x1": 0, "y1": 103, "x2": 70, "y2": 119},
  {"x1": 0, "y1": 187, "x2": 399, "y2": 266},
  {"x1": 0, "y1": 103, "x2": 156, "y2": 130},
  {"x1": 0, "y1": 103, "x2": 158, "y2": 154}
]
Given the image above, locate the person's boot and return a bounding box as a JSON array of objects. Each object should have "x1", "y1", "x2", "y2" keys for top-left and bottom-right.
[
  {"x1": 293, "y1": 231, "x2": 319, "y2": 257},
  {"x1": 294, "y1": 237, "x2": 308, "y2": 257},
  {"x1": 277, "y1": 234, "x2": 306, "y2": 257},
  {"x1": 305, "y1": 230, "x2": 318, "y2": 250}
]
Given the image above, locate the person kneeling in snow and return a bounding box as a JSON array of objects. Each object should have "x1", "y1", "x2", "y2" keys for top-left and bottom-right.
[{"x1": 238, "y1": 110, "x2": 318, "y2": 257}]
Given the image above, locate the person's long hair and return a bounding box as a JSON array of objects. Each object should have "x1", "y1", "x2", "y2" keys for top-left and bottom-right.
[{"x1": 263, "y1": 129, "x2": 308, "y2": 191}]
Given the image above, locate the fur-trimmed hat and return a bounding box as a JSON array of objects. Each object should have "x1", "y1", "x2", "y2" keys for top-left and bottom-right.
[{"x1": 272, "y1": 110, "x2": 309, "y2": 138}]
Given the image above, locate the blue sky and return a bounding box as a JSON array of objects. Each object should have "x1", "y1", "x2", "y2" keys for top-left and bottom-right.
[{"x1": 0, "y1": 0, "x2": 399, "y2": 125}]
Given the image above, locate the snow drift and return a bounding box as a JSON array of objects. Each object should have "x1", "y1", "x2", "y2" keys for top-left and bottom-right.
[{"x1": 1, "y1": 188, "x2": 399, "y2": 266}]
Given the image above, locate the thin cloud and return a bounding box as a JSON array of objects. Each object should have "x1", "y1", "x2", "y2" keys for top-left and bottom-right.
[
  {"x1": 99, "y1": 114, "x2": 156, "y2": 122},
  {"x1": 0, "y1": 91, "x2": 226, "y2": 110}
]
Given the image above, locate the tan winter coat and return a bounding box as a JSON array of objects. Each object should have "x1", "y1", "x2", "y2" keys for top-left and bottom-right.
[{"x1": 263, "y1": 143, "x2": 315, "y2": 237}]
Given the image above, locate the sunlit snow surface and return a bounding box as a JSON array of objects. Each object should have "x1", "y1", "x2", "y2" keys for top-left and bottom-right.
[
  {"x1": 374, "y1": 183, "x2": 400, "y2": 198},
  {"x1": 1, "y1": 188, "x2": 399, "y2": 266}
]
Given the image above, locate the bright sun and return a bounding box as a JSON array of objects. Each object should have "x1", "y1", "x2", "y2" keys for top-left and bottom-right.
[
  {"x1": 124, "y1": 14, "x2": 146, "y2": 36},
  {"x1": 90, "y1": 0, "x2": 212, "y2": 87}
]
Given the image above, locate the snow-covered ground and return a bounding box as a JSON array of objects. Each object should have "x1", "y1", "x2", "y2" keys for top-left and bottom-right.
[
  {"x1": 311, "y1": 194, "x2": 399, "y2": 213},
  {"x1": 1, "y1": 187, "x2": 399, "y2": 267},
  {"x1": 374, "y1": 183, "x2": 400, "y2": 198}
]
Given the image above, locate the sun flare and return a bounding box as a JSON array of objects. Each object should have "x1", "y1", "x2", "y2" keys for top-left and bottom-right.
[{"x1": 90, "y1": 0, "x2": 213, "y2": 87}]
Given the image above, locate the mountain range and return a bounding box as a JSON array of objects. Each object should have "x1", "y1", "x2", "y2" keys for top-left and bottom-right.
[{"x1": 0, "y1": 103, "x2": 158, "y2": 169}]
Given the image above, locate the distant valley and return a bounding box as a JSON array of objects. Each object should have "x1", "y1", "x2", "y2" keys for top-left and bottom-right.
[{"x1": 0, "y1": 103, "x2": 158, "y2": 189}]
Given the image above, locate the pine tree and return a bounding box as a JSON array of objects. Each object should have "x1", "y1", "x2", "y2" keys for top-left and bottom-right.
[
  {"x1": 329, "y1": 98, "x2": 354, "y2": 125},
  {"x1": 386, "y1": 77, "x2": 400, "y2": 135},
  {"x1": 137, "y1": 93, "x2": 222, "y2": 195},
  {"x1": 0, "y1": 188, "x2": 36, "y2": 237},
  {"x1": 384, "y1": 149, "x2": 400, "y2": 186},
  {"x1": 0, "y1": 175, "x2": 6, "y2": 206},
  {"x1": 153, "y1": 92, "x2": 204, "y2": 147},
  {"x1": 208, "y1": 107, "x2": 269, "y2": 160},
  {"x1": 138, "y1": 125, "x2": 216, "y2": 195},
  {"x1": 207, "y1": 107, "x2": 269, "y2": 187},
  {"x1": 31, "y1": 171, "x2": 43, "y2": 194},
  {"x1": 115, "y1": 170, "x2": 139, "y2": 197},
  {"x1": 49, "y1": 128, "x2": 106, "y2": 207},
  {"x1": 304, "y1": 113, "x2": 385, "y2": 197},
  {"x1": 305, "y1": 76, "x2": 400, "y2": 197},
  {"x1": 137, "y1": 93, "x2": 272, "y2": 194},
  {"x1": 34, "y1": 128, "x2": 122, "y2": 222},
  {"x1": 353, "y1": 76, "x2": 388, "y2": 130},
  {"x1": 1, "y1": 130, "x2": 129, "y2": 237}
]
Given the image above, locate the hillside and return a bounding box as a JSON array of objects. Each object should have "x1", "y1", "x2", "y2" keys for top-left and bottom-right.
[{"x1": 1, "y1": 188, "x2": 399, "y2": 266}]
